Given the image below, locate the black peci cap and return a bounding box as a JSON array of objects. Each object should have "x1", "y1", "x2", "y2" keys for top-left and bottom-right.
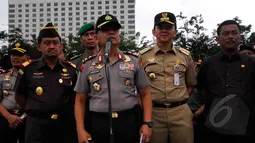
[{"x1": 38, "y1": 22, "x2": 61, "y2": 43}]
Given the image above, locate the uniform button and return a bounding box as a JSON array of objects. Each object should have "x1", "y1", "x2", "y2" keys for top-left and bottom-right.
[{"x1": 226, "y1": 84, "x2": 229, "y2": 87}]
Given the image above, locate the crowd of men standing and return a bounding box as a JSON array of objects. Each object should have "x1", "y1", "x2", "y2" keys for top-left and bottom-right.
[{"x1": 0, "y1": 11, "x2": 255, "y2": 143}]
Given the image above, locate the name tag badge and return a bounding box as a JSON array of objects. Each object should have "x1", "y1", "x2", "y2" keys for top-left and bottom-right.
[{"x1": 174, "y1": 73, "x2": 180, "y2": 86}]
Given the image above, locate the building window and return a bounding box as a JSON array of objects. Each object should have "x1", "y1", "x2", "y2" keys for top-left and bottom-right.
[
  {"x1": 25, "y1": 29, "x2": 29, "y2": 32},
  {"x1": 54, "y1": 23, "x2": 58, "y2": 26},
  {"x1": 61, "y1": 23, "x2": 65, "y2": 26},
  {"x1": 76, "y1": 12, "x2": 80, "y2": 15},
  {"x1": 32, "y1": 24, "x2": 36, "y2": 27},
  {"x1": 32, "y1": 14, "x2": 36, "y2": 17},
  {"x1": 76, "y1": 2, "x2": 80, "y2": 5},
  {"x1": 76, "y1": 17, "x2": 80, "y2": 21},
  {"x1": 25, "y1": 4, "x2": 29, "y2": 7},
  {"x1": 121, "y1": 21, "x2": 124, "y2": 24},
  {"x1": 128, "y1": 0, "x2": 135, "y2": 3},
  {"x1": 18, "y1": 19, "x2": 22, "y2": 23},
  {"x1": 18, "y1": 14, "x2": 22, "y2": 17},
  {"x1": 83, "y1": 12, "x2": 87, "y2": 15},
  {"x1": 54, "y1": 13, "x2": 58, "y2": 16},
  {"x1": 47, "y1": 13, "x2": 51, "y2": 17},
  {"x1": 128, "y1": 5, "x2": 135, "y2": 8},
  {"x1": 54, "y1": 3, "x2": 58, "y2": 6},
  {"x1": 121, "y1": 0, "x2": 124, "y2": 3},
  {"x1": 128, "y1": 10, "x2": 135, "y2": 13},
  {"x1": 40, "y1": 19, "x2": 43, "y2": 22},
  {"x1": 9, "y1": 4, "x2": 15, "y2": 8},
  {"x1": 47, "y1": 3, "x2": 51, "y2": 6},
  {"x1": 69, "y1": 2, "x2": 72, "y2": 5},
  {"x1": 32, "y1": 29, "x2": 36, "y2": 32},
  {"x1": 105, "y1": 1, "x2": 109, "y2": 4},
  {"x1": 122, "y1": 26, "x2": 125, "y2": 29},
  {"x1": 40, "y1": 3, "x2": 43, "y2": 7},
  {"x1": 91, "y1": 1, "x2": 94, "y2": 5},
  {"x1": 9, "y1": 19, "x2": 15, "y2": 23},
  {"x1": 54, "y1": 8, "x2": 58, "y2": 11},
  {"x1": 18, "y1": 4, "x2": 22, "y2": 8},
  {"x1": 61, "y1": 18, "x2": 65, "y2": 21},
  {"x1": 69, "y1": 13, "x2": 72, "y2": 16},
  {"x1": 113, "y1": 1, "x2": 117, "y2": 4},
  {"x1": 113, "y1": 11, "x2": 117, "y2": 14},
  {"x1": 54, "y1": 18, "x2": 58, "y2": 21},
  {"x1": 91, "y1": 6, "x2": 94, "y2": 10},
  {"x1": 32, "y1": 19, "x2": 36, "y2": 22},
  {"x1": 61, "y1": 28, "x2": 65, "y2": 31},
  {"x1": 25, "y1": 24, "x2": 29, "y2": 27},
  {"x1": 40, "y1": 13, "x2": 43, "y2": 17},
  {"x1": 76, "y1": 7, "x2": 80, "y2": 10},
  {"x1": 69, "y1": 23, "x2": 72, "y2": 26},
  {"x1": 83, "y1": 17, "x2": 87, "y2": 20},
  {"x1": 25, "y1": 9, "x2": 29, "y2": 12},
  {"x1": 9, "y1": 9, "x2": 15, "y2": 13},
  {"x1": 47, "y1": 8, "x2": 50, "y2": 11},
  {"x1": 18, "y1": 9, "x2": 22, "y2": 12},
  {"x1": 91, "y1": 12, "x2": 94, "y2": 15},
  {"x1": 98, "y1": 11, "x2": 102, "y2": 15},
  {"x1": 40, "y1": 8, "x2": 43, "y2": 12},
  {"x1": 61, "y1": 7, "x2": 65, "y2": 11},
  {"x1": 128, "y1": 20, "x2": 135, "y2": 24},
  {"x1": 113, "y1": 6, "x2": 117, "y2": 9},
  {"x1": 61, "y1": 3, "x2": 65, "y2": 6},
  {"x1": 120, "y1": 10, "x2": 124, "y2": 14},
  {"x1": 69, "y1": 17, "x2": 72, "y2": 21},
  {"x1": 83, "y1": 7, "x2": 87, "y2": 10},
  {"x1": 105, "y1": 11, "x2": 109, "y2": 14},
  {"x1": 128, "y1": 15, "x2": 135, "y2": 19},
  {"x1": 47, "y1": 18, "x2": 51, "y2": 22},
  {"x1": 62, "y1": 33, "x2": 65, "y2": 36},
  {"x1": 128, "y1": 25, "x2": 135, "y2": 29},
  {"x1": 98, "y1": 1, "x2": 102, "y2": 4},
  {"x1": 69, "y1": 7, "x2": 72, "y2": 11},
  {"x1": 128, "y1": 31, "x2": 135, "y2": 34},
  {"x1": 91, "y1": 17, "x2": 94, "y2": 20},
  {"x1": 121, "y1": 16, "x2": 124, "y2": 19},
  {"x1": 120, "y1": 5, "x2": 124, "y2": 9},
  {"x1": 83, "y1": 2, "x2": 87, "y2": 5},
  {"x1": 76, "y1": 27, "x2": 79, "y2": 31},
  {"x1": 98, "y1": 6, "x2": 102, "y2": 9},
  {"x1": 61, "y1": 13, "x2": 65, "y2": 16},
  {"x1": 25, "y1": 14, "x2": 29, "y2": 17},
  {"x1": 69, "y1": 28, "x2": 72, "y2": 31},
  {"x1": 25, "y1": 19, "x2": 29, "y2": 22},
  {"x1": 18, "y1": 24, "x2": 22, "y2": 28},
  {"x1": 105, "y1": 6, "x2": 109, "y2": 9},
  {"x1": 40, "y1": 24, "x2": 44, "y2": 27},
  {"x1": 76, "y1": 22, "x2": 80, "y2": 26},
  {"x1": 25, "y1": 34, "x2": 29, "y2": 38},
  {"x1": 33, "y1": 4, "x2": 36, "y2": 7}
]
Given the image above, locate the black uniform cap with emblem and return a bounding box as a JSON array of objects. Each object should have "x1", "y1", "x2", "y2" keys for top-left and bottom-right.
[
  {"x1": 38, "y1": 22, "x2": 61, "y2": 44},
  {"x1": 96, "y1": 14, "x2": 122, "y2": 32},
  {"x1": 154, "y1": 12, "x2": 177, "y2": 29},
  {"x1": 9, "y1": 42, "x2": 28, "y2": 55},
  {"x1": 239, "y1": 44, "x2": 255, "y2": 54}
]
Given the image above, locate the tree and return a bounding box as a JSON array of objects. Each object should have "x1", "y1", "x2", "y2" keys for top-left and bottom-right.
[
  {"x1": 8, "y1": 28, "x2": 25, "y2": 46},
  {"x1": 233, "y1": 16, "x2": 252, "y2": 44}
]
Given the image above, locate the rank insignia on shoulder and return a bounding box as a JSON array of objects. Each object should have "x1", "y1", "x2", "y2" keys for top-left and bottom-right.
[
  {"x1": 18, "y1": 69, "x2": 24, "y2": 75},
  {"x1": 124, "y1": 55, "x2": 131, "y2": 62},
  {"x1": 139, "y1": 46, "x2": 153, "y2": 55},
  {"x1": 22, "y1": 60, "x2": 32, "y2": 67},
  {"x1": 82, "y1": 54, "x2": 97, "y2": 64},
  {"x1": 178, "y1": 47, "x2": 190, "y2": 55},
  {"x1": 66, "y1": 61, "x2": 76, "y2": 68},
  {"x1": 124, "y1": 51, "x2": 139, "y2": 57}
]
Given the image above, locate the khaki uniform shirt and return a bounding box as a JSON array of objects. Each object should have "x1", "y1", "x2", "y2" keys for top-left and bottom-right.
[{"x1": 140, "y1": 44, "x2": 196, "y2": 103}]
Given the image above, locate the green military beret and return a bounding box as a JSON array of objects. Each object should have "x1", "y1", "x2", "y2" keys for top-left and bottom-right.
[{"x1": 78, "y1": 22, "x2": 95, "y2": 36}]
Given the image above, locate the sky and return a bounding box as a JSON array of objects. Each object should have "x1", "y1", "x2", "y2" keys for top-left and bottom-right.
[{"x1": 0, "y1": 0, "x2": 255, "y2": 40}]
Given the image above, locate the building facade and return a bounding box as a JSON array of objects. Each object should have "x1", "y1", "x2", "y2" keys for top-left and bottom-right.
[{"x1": 8, "y1": 0, "x2": 136, "y2": 40}]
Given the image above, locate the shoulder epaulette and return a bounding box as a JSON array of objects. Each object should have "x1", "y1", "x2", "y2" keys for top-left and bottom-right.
[
  {"x1": 139, "y1": 46, "x2": 153, "y2": 55},
  {"x1": 177, "y1": 47, "x2": 190, "y2": 56},
  {"x1": 66, "y1": 61, "x2": 76, "y2": 68},
  {"x1": 21, "y1": 60, "x2": 33, "y2": 68},
  {"x1": 82, "y1": 54, "x2": 97, "y2": 64},
  {"x1": 124, "y1": 51, "x2": 139, "y2": 57},
  {"x1": 70, "y1": 54, "x2": 82, "y2": 60}
]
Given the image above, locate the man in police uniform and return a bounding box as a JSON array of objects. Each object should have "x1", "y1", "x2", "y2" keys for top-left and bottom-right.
[
  {"x1": 71, "y1": 22, "x2": 99, "y2": 70},
  {"x1": 239, "y1": 44, "x2": 255, "y2": 57},
  {"x1": 15, "y1": 23, "x2": 77, "y2": 143},
  {"x1": 0, "y1": 42, "x2": 28, "y2": 143},
  {"x1": 140, "y1": 12, "x2": 197, "y2": 143},
  {"x1": 74, "y1": 14, "x2": 152, "y2": 143}
]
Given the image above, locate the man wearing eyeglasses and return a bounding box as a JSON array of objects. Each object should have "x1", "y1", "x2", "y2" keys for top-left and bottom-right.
[{"x1": 71, "y1": 22, "x2": 100, "y2": 70}]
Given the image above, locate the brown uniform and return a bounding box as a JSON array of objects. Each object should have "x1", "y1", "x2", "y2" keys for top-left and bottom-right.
[{"x1": 140, "y1": 44, "x2": 196, "y2": 143}]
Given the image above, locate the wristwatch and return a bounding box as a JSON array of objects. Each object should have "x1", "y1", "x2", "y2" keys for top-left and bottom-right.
[{"x1": 143, "y1": 122, "x2": 153, "y2": 128}]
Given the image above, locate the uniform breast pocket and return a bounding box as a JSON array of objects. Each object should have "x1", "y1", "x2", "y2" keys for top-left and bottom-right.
[
  {"x1": 145, "y1": 63, "x2": 161, "y2": 73},
  {"x1": 174, "y1": 64, "x2": 187, "y2": 73},
  {"x1": 118, "y1": 71, "x2": 134, "y2": 87}
]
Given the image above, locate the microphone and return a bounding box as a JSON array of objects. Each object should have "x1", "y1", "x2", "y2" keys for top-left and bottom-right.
[{"x1": 105, "y1": 38, "x2": 112, "y2": 63}]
